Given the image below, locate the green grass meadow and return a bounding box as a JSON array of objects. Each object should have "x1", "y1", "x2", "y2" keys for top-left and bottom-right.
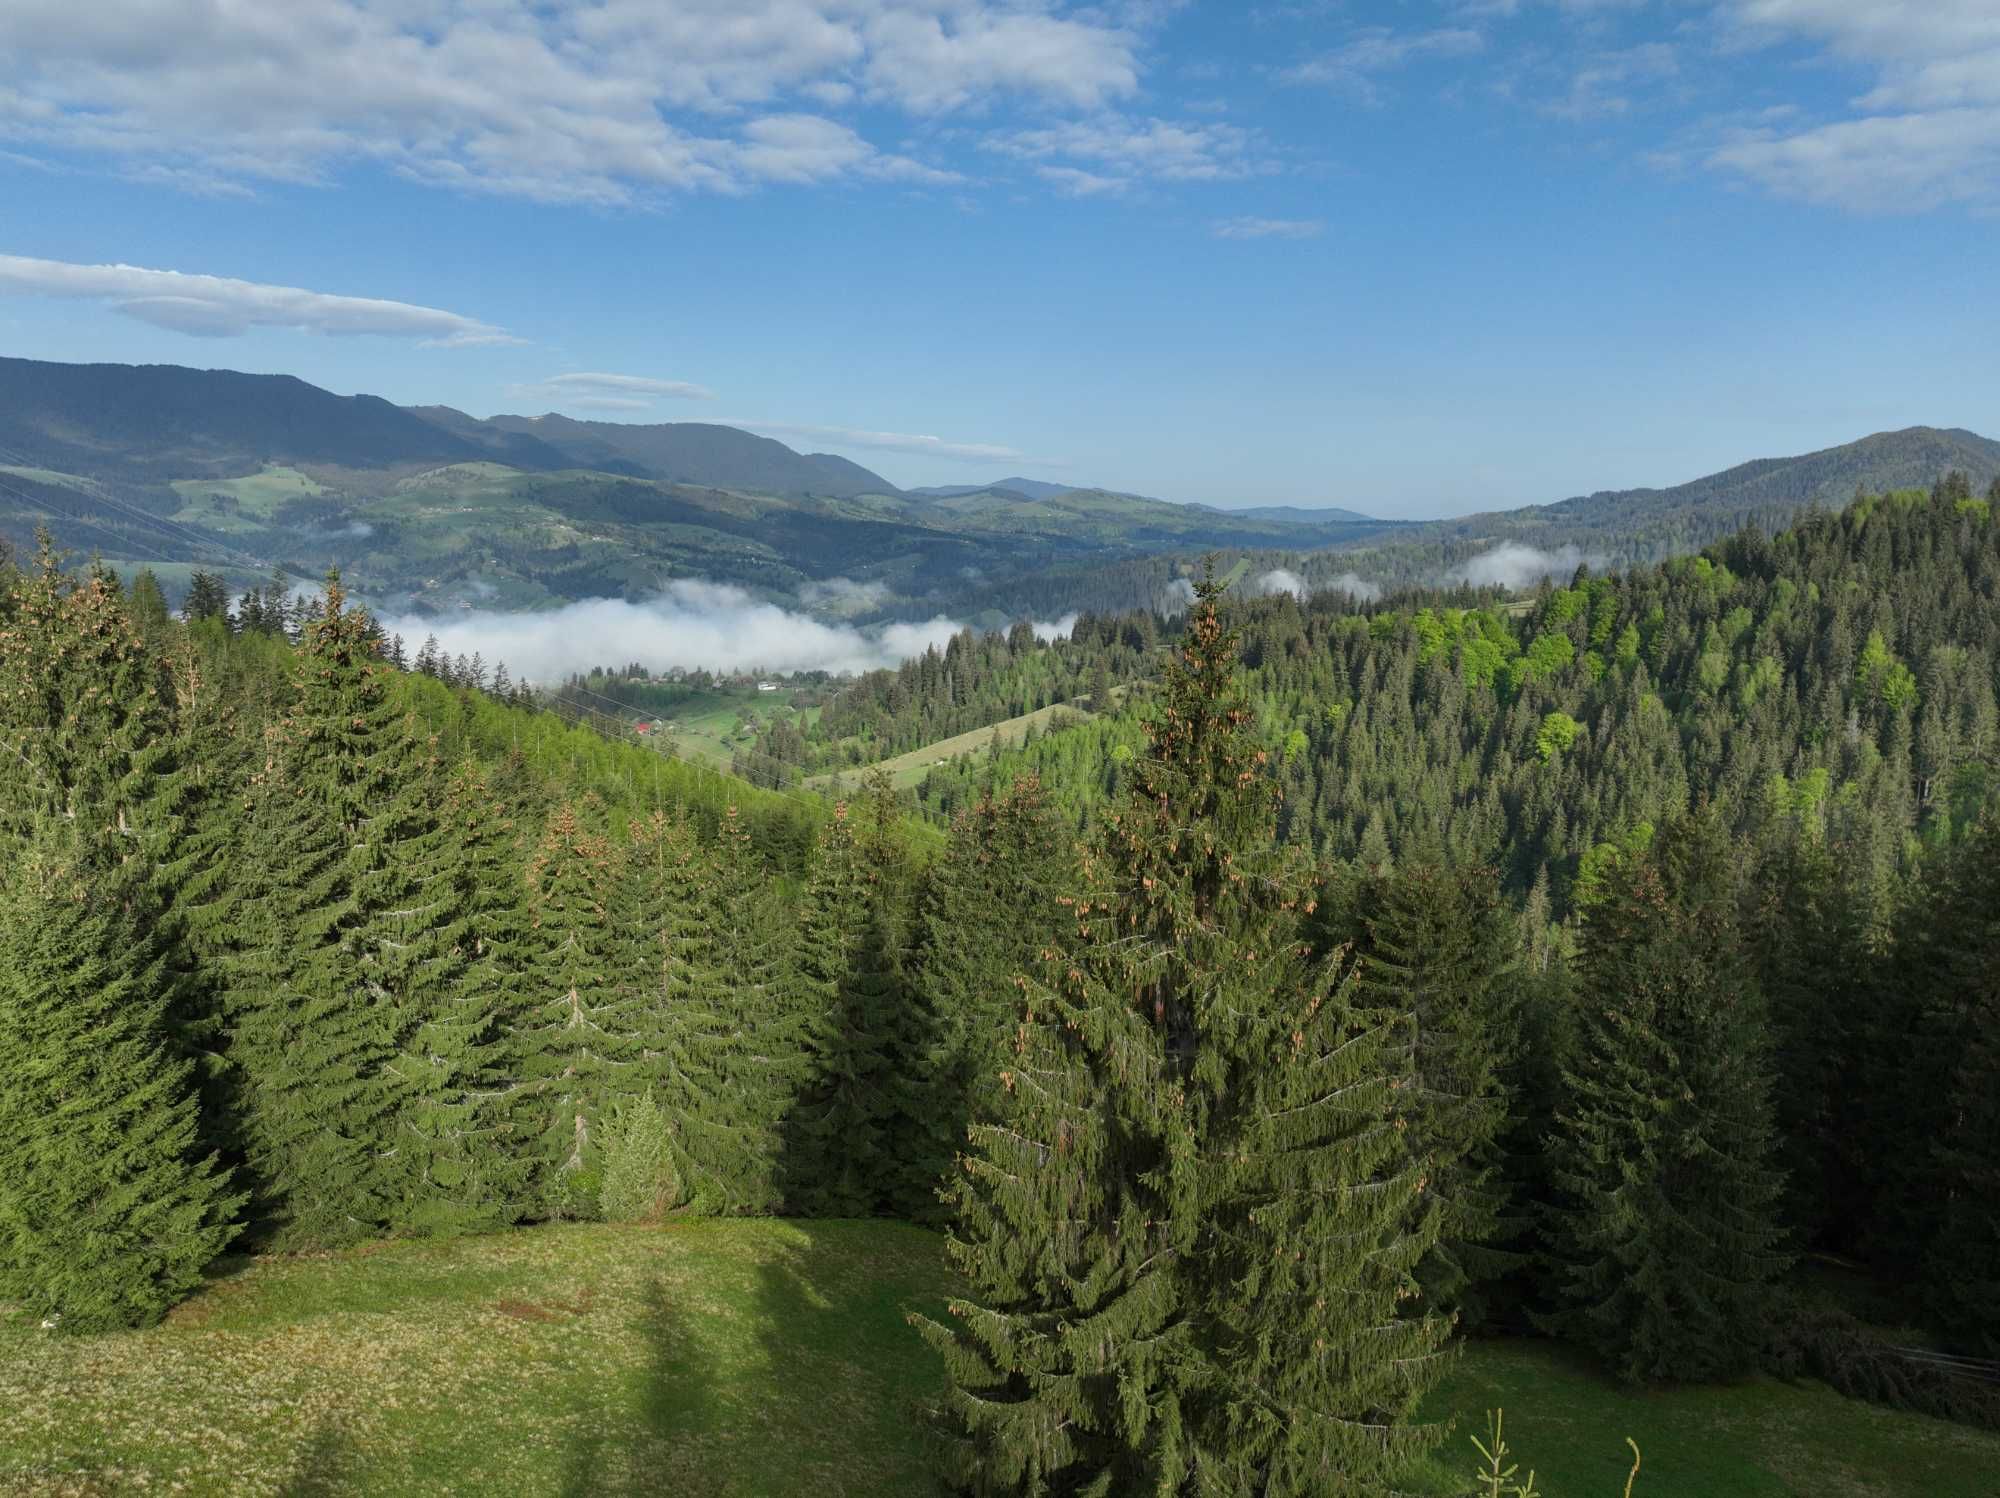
[{"x1": 3, "y1": 1222, "x2": 1995, "y2": 1496}]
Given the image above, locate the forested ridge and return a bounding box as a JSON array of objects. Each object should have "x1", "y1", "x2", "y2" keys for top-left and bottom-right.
[
  {"x1": 1, "y1": 482, "x2": 1997, "y2": 1491},
  {"x1": 769, "y1": 476, "x2": 2000, "y2": 930}
]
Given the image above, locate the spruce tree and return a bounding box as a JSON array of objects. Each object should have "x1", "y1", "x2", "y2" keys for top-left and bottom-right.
[
  {"x1": 519, "y1": 802, "x2": 641, "y2": 1217},
  {"x1": 0, "y1": 539, "x2": 186, "y2": 862},
  {"x1": 705, "y1": 804, "x2": 806, "y2": 1213},
  {"x1": 622, "y1": 807, "x2": 790, "y2": 1214},
  {"x1": 216, "y1": 574, "x2": 443, "y2": 1248},
  {"x1": 0, "y1": 820, "x2": 242, "y2": 1332},
  {"x1": 915, "y1": 571, "x2": 1448, "y2": 1494},
  {"x1": 911, "y1": 777, "x2": 1079, "y2": 1217},
  {"x1": 1919, "y1": 819, "x2": 2000, "y2": 1352},
  {"x1": 378, "y1": 760, "x2": 533, "y2": 1235},
  {"x1": 1346, "y1": 859, "x2": 1524, "y2": 1329},
  {"x1": 1744, "y1": 831, "x2": 1872, "y2": 1252},
  {"x1": 1540, "y1": 813, "x2": 1791, "y2": 1383},
  {"x1": 779, "y1": 805, "x2": 892, "y2": 1216}
]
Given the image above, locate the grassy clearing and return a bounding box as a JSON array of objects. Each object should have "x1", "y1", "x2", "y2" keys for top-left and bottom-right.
[
  {"x1": 0, "y1": 1220, "x2": 951, "y2": 1498},
  {"x1": 806, "y1": 696, "x2": 1102, "y2": 792},
  {"x1": 1411, "y1": 1338, "x2": 2000, "y2": 1497},
  {"x1": 660, "y1": 688, "x2": 810, "y2": 770},
  {"x1": 5, "y1": 1221, "x2": 1995, "y2": 1496},
  {"x1": 170, "y1": 466, "x2": 328, "y2": 532}
]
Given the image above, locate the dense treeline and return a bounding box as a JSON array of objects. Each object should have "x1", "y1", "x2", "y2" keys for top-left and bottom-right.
[
  {"x1": 1, "y1": 497, "x2": 1996, "y2": 1490},
  {"x1": 900, "y1": 479, "x2": 1999, "y2": 929}
]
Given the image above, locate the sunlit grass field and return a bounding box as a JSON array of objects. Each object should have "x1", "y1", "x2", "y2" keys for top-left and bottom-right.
[{"x1": 4, "y1": 1221, "x2": 1995, "y2": 1496}]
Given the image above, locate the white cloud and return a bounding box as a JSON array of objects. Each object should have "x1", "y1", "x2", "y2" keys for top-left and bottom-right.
[
  {"x1": 1712, "y1": 109, "x2": 2000, "y2": 211},
  {"x1": 1281, "y1": 28, "x2": 1484, "y2": 103},
  {"x1": 383, "y1": 579, "x2": 964, "y2": 681},
  {"x1": 988, "y1": 113, "x2": 1266, "y2": 192},
  {"x1": 0, "y1": 253, "x2": 515, "y2": 344},
  {"x1": 1033, "y1": 612, "x2": 1079, "y2": 641},
  {"x1": 0, "y1": 1, "x2": 1139, "y2": 203},
  {"x1": 1037, "y1": 164, "x2": 1128, "y2": 196},
  {"x1": 1246, "y1": 567, "x2": 1381, "y2": 603},
  {"x1": 1212, "y1": 215, "x2": 1323, "y2": 239},
  {"x1": 1708, "y1": 1, "x2": 2000, "y2": 210},
  {"x1": 1250, "y1": 567, "x2": 1309, "y2": 600},
  {"x1": 527, "y1": 372, "x2": 716, "y2": 401},
  {"x1": 1447, "y1": 543, "x2": 1602, "y2": 589},
  {"x1": 1324, "y1": 571, "x2": 1382, "y2": 602},
  {"x1": 1538, "y1": 42, "x2": 1678, "y2": 123},
  {"x1": 726, "y1": 418, "x2": 1032, "y2": 464}
]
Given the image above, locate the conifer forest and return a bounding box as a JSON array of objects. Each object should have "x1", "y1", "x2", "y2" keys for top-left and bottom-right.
[{"x1": 2, "y1": 479, "x2": 1998, "y2": 1494}]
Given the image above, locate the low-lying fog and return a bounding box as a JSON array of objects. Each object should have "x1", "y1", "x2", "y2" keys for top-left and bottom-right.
[{"x1": 375, "y1": 546, "x2": 1583, "y2": 684}]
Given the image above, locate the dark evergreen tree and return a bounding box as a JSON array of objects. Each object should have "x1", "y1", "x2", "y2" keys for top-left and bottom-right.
[
  {"x1": 910, "y1": 777, "x2": 1078, "y2": 1220},
  {"x1": 1345, "y1": 858, "x2": 1524, "y2": 1328},
  {"x1": 1540, "y1": 813, "x2": 1791, "y2": 1383},
  {"x1": 181, "y1": 569, "x2": 231, "y2": 623},
  {"x1": 780, "y1": 805, "x2": 894, "y2": 1216},
  {"x1": 0, "y1": 540, "x2": 186, "y2": 859},
  {"x1": 915, "y1": 572, "x2": 1448, "y2": 1494},
  {"x1": 708, "y1": 805, "x2": 807, "y2": 1211},
  {"x1": 1744, "y1": 829, "x2": 1873, "y2": 1252},
  {"x1": 1916, "y1": 819, "x2": 2000, "y2": 1351},
  {"x1": 622, "y1": 807, "x2": 789, "y2": 1214},
  {"x1": 378, "y1": 760, "x2": 533, "y2": 1235},
  {"x1": 519, "y1": 802, "x2": 640, "y2": 1217},
  {"x1": 216, "y1": 574, "x2": 442, "y2": 1248},
  {"x1": 0, "y1": 820, "x2": 242, "y2": 1332}
]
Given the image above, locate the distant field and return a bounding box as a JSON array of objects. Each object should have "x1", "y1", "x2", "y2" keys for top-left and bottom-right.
[
  {"x1": 805, "y1": 694, "x2": 1103, "y2": 792},
  {"x1": 660, "y1": 687, "x2": 811, "y2": 770},
  {"x1": 4, "y1": 1221, "x2": 1993, "y2": 1497},
  {"x1": 170, "y1": 466, "x2": 328, "y2": 533}
]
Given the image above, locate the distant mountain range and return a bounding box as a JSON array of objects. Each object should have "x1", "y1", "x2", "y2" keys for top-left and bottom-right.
[
  {"x1": 0, "y1": 356, "x2": 1401, "y2": 617},
  {"x1": 1, "y1": 355, "x2": 1993, "y2": 623}
]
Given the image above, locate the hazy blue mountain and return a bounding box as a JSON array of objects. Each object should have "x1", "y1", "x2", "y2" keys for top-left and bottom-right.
[
  {"x1": 910, "y1": 477, "x2": 1077, "y2": 502},
  {"x1": 1223, "y1": 503, "x2": 1383, "y2": 526},
  {"x1": 3, "y1": 357, "x2": 1994, "y2": 629},
  {"x1": 481, "y1": 413, "x2": 898, "y2": 497},
  {"x1": 0, "y1": 356, "x2": 506, "y2": 482},
  {"x1": 1538, "y1": 426, "x2": 2000, "y2": 527}
]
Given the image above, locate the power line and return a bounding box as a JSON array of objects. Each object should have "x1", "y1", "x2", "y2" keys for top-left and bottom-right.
[
  {"x1": 0, "y1": 465, "x2": 277, "y2": 577},
  {"x1": 0, "y1": 479, "x2": 187, "y2": 568}
]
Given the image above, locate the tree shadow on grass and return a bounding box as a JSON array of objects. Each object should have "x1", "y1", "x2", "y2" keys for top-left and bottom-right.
[
  {"x1": 274, "y1": 1419, "x2": 357, "y2": 1498},
  {"x1": 559, "y1": 1270, "x2": 729, "y2": 1498},
  {"x1": 752, "y1": 1220, "x2": 950, "y2": 1497}
]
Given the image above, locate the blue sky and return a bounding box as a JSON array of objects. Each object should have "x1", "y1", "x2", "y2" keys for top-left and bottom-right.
[{"x1": 1, "y1": 1, "x2": 1996, "y2": 517}]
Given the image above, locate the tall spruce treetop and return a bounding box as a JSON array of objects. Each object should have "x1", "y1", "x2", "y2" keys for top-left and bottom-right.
[
  {"x1": 1346, "y1": 860, "x2": 1524, "y2": 1330},
  {"x1": 1541, "y1": 812, "x2": 1791, "y2": 1383},
  {"x1": 0, "y1": 536, "x2": 184, "y2": 860},
  {"x1": 217, "y1": 572, "x2": 443, "y2": 1247},
  {"x1": 911, "y1": 777, "x2": 1080, "y2": 1218},
  {"x1": 620, "y1": 807, "x2": 775, "y2": 1214},
  {"x1": 519, "y1": 800, "x2": 642, "y2": 1217},
  {"x1": 916, "y1": 568, "x2": 1448, "y2": 1496}
]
